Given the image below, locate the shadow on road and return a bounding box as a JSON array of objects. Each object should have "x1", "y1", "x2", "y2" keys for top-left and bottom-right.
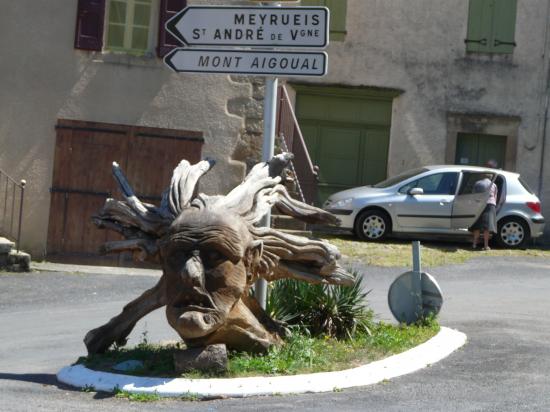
[{"x1": 0, "y1": 372, "x2": 82, "y2": 391}]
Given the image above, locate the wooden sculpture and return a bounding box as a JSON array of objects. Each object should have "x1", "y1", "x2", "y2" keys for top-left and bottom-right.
[{"x1": 84, "y1": 153, "x2": 353, "y2": 355}]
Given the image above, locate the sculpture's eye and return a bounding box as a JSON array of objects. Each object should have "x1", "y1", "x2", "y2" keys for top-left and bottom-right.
[
  {"x1": 166, "y1": 249, "x2": 187, "y2": 268},
  {"x1": 202, "y1": 249, "x2": 227, "y2": 268}
]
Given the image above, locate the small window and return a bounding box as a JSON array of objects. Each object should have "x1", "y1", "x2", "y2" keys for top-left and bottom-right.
[
  {"x1": 300, "y1": 0, "x2": 347, "y2": 41},
  {"x1": 465, "y1": 0, "x2": 517, "y2": 54},
  {"x1": 400, "y1": 172, "x2": 459, "y2": 195},
  {"x1": 106, "y1": 0, "x2": 156, "y2": 55},
  {"x1": 74, "y1": 0, "x2": 186, "y2": 56}
]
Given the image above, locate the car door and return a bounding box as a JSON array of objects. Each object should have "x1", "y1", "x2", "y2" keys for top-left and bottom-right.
[
  {"x1": 394, "y1": 172, "x2": 459, "y2": 230},
  {"x1": 451, "y1": 171, "x2": 497, "y2": 229}
]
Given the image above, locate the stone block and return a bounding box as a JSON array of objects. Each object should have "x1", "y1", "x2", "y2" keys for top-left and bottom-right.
[
  {"x1": 0, "y1": 237, "x2": 14, "y2": 254},
  {"x1": 174, "y1": 344, "x2": 228, "y2": 374},
  {"x1": 252, "y1": 84, "x2": 266, "y2": 100},
  {"x1": 245, "y1": 118, "x2": 264, "y2": 134},
  {"x1": 7, "y1": 250, "x2": 31, "y2": 272},
  {"x1": 226, "y1": 97, "x2": 250, "y2": 117},
  {"x1": 112, "y1": 360, "x2": 144, "y2": 372}
]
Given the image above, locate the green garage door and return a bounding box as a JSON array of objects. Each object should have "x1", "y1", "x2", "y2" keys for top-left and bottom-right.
[
  {"x1": 455, "y1": 133, "x2": 507, "y2": 168},
  {"x1": 295, "y1": 86, "x2": 395, "y2": 204}
]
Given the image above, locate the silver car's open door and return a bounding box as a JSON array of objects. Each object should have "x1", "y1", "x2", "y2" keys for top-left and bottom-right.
[{"x1": 451, "y1": 171, "x2": 496, "y2": 229}]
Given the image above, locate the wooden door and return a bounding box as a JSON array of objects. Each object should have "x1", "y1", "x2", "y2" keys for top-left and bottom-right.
[{"x1": 47, "y1": 119, "x2": 203, "y2": 265}]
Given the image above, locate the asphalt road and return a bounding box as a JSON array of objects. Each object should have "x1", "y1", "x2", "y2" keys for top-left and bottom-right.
[{"x1": 1, "y1": 256, "x2": 549, "y2": 411}]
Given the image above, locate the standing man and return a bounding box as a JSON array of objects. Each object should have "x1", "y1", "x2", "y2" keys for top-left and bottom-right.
[{"x1": 470, "y1": 173, "x2": 498, "y2": 250}]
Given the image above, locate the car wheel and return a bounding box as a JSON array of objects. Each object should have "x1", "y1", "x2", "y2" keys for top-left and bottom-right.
[
  {"x1": 355, "y1": 210, "x2": 391, "y2": 241},
  {"x1": 496, "y1": 217, "x2": 530, "y2": 248}
]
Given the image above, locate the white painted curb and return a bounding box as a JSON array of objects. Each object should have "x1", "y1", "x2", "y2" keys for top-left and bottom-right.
[{"x1": 57, "y1": 326, "x2": 466, "y2": 398}]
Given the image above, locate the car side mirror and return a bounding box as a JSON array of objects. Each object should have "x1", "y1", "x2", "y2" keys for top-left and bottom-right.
[{"x1": 409, "y1": 187, "x2": 424, "y2": 196}]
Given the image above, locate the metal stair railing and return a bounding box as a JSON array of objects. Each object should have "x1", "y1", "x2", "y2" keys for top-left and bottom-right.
[
  {"x1": 277, "y1": 132, "x2": 306, "y2": 203},
  {"x1": 0, "y1": 168, "x2": 26, "y2": 252},
  {"x1": 275, "y1": 84, "x2": 319, "y2": 205}
]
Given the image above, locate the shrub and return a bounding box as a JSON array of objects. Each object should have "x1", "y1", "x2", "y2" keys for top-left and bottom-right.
[{"x1": 266, "y1": 271, "x2": 374, "y2": 340}]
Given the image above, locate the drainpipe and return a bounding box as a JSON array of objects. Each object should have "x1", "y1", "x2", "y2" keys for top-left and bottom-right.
[{"x1": 537, "y1": 0, "x2": 550, "y2": 196}]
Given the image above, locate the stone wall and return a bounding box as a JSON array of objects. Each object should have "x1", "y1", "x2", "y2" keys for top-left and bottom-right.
[{"x1": 228, "y1": 77, "x2": 266, "y2": 172}]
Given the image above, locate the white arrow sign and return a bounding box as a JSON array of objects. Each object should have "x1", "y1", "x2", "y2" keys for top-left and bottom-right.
[
  {"x1": 166, "y1": 6, "x2": 329, "y2": 48},
  {"x1": 164, "y1": 49, "x2": 328, "y2": 77}
]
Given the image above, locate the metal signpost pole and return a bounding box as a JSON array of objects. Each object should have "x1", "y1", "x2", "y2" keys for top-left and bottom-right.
[
  {"x1": 255, "y1": 76, "x2": 278, "y2": 308},
  {"x1": 255, "y1": 1, "x2": 281, "y2": 309},
  {"x1": 412, "y1": 241, "x2": 423, "y2": 317}
]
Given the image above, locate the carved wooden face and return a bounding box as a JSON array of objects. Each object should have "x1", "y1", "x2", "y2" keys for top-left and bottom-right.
[{"x1": 160, "y1": 209, "x2": 254, "y2": 342}]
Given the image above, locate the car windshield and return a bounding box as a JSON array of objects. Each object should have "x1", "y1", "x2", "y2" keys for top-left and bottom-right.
[{"x1": 373, "y1": 168, "x2": 428, "y2": 188}]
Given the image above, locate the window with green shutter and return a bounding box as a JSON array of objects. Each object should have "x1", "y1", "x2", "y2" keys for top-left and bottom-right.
[
  {"x1": 465, "y1": 0, "x2": 517, "y2": 54},
  {"x1": 301, "y1": 0, "x2": 347, "y2": 41},
  {"x1": 106, "y1": 0, "x2": 155, "y2": 55}
]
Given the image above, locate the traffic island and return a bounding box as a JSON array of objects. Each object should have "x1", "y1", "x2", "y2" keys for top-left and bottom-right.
[{"x1": 57, "y1": 326, "x2": 466, "y2": 398}]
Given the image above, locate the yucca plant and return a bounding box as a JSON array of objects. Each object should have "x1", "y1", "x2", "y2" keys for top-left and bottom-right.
[{"x1": 267, "y1": 271, "x2": 373, "y2": 340}]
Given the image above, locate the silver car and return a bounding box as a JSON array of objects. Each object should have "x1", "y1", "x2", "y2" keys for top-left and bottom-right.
[{"x1": 323, "y1": 165, "x2": 545, "y2": 248}]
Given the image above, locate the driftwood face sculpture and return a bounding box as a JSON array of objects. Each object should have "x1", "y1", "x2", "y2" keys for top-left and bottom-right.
[{"x1": 84, "y1": 153, "x2": 353, "y2": 355}]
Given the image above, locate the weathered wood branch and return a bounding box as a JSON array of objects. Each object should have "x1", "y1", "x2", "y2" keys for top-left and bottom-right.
[
  {"x1": 84, "y1": 275, "x2": 168, "y2": 354},
  {"x1": 164, "y1": 158, "x2": 215, "y2": 216},
  {"x1": 96, "y1": 198, "x2": 170, "y2": 237},
  {"x1": 99, "y1": 238, "x2": 158, "y2": 261},
  {"x1": 251, "y1": 184, "x2": 339, "y2": 225},
  {"x1": 216, "y1": 153, "x2": 339, "y2": 226},
  {"x1": 249, "y1": 226, "x2": 353, "y2": 286}
]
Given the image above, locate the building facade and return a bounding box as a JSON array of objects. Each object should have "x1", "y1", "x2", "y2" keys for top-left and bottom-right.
[
  {"x1": 1, "y1": 0, "x2": 549, "y2": 259},
  {"x1": 287, "y1": 0, "x2": 550, "y2": 211}
]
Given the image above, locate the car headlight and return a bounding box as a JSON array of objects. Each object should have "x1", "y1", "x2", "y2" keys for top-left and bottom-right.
[{"x1": 330, "y1": 197, "x2": 353, "y2": 209}]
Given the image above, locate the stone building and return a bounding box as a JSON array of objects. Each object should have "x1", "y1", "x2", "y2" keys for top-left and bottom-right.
[{"x1": 1, "y1": 0, "x2": 549, "y2": 260}]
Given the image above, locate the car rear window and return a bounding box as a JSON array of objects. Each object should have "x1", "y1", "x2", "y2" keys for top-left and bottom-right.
[
  {"x1": 374, "y1": 168, "x2": 428, "y2": 188},
  {"x1": 518, "y1": 177, "x2": 535, "y2": 194}
]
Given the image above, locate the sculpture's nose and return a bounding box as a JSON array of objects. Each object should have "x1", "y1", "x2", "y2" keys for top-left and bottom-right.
[{"x1": 181, "y1": 250, "x2": 205, "y2": 288}]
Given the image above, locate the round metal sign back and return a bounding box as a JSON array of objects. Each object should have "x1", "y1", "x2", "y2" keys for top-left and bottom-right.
[{"x1": 388, "y1": 271, "x2": 443, "y2": 324}]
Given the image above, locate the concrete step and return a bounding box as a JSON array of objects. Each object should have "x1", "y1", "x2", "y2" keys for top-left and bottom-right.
[
  {"x1": 0, "y1": 237, "x2": 15, "y2": 254},
  {"x1": 6, "y1": 250, "x2": 31, "y2": 272},
  {"x1": 0, "y1": 236, "x2": 31, "y2": 272}
]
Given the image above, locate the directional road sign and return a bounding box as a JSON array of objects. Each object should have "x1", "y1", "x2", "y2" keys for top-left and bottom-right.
[
  {"x1": 166, "y1": 6, "x2": 329, "y2": 48},
  {"x1": 164, "y1": 48, "x2": 327, "y2": 77}
]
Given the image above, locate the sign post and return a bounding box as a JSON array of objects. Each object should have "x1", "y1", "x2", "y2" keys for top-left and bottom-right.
[
  {"x1": 255, "y1": 76, "x2": 278, "y2": 308},
  {"x1": 164, "y1": 49, "x2": 327, "y2": 77},
  {"x1": 164, "y1": 1, "x2": 330, "y2": 309},
  {"x1": 166, "y1": 6, "x2": 329, "y2": 48},
  {"x1": 388, "y1": 241, "x2": 444, "y2": 324}
]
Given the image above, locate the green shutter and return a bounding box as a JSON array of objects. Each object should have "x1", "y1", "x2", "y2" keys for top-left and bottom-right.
[
  {"x1": 325, "y1": 0, "x2": 347, "y2": 41},
  {"x1": 300, "y1": 0, "x2": 347, "y2": 41},
  {"x1": 466, "y1": 0, "x2": 517, "y2": 54},
  {"x1": 492, "y1": 0, "x2": 517, "y2": 53},
  {"x1": 466, "y1": 0, "x2": 493, "y2": 52}
]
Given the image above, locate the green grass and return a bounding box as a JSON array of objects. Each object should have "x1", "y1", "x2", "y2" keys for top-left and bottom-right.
[
  {"x1": 228, "y1": 320, "x2": 438, "y2": 376},
  {"x1": 77, "y1": 319, "x2": 439, "y2": 379},
  {"x1": 113, "y1": 386, "x2": 200, "y2": 402},
  {"x1": 114, "y1": 388, "x2": 162, "y2": 402},
  {"x1": 78, "y1": 341, "x2": 184, "y2": 377},
  {"x1": 320, "y1": 233, "x2": 550, "y2": 267}
]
